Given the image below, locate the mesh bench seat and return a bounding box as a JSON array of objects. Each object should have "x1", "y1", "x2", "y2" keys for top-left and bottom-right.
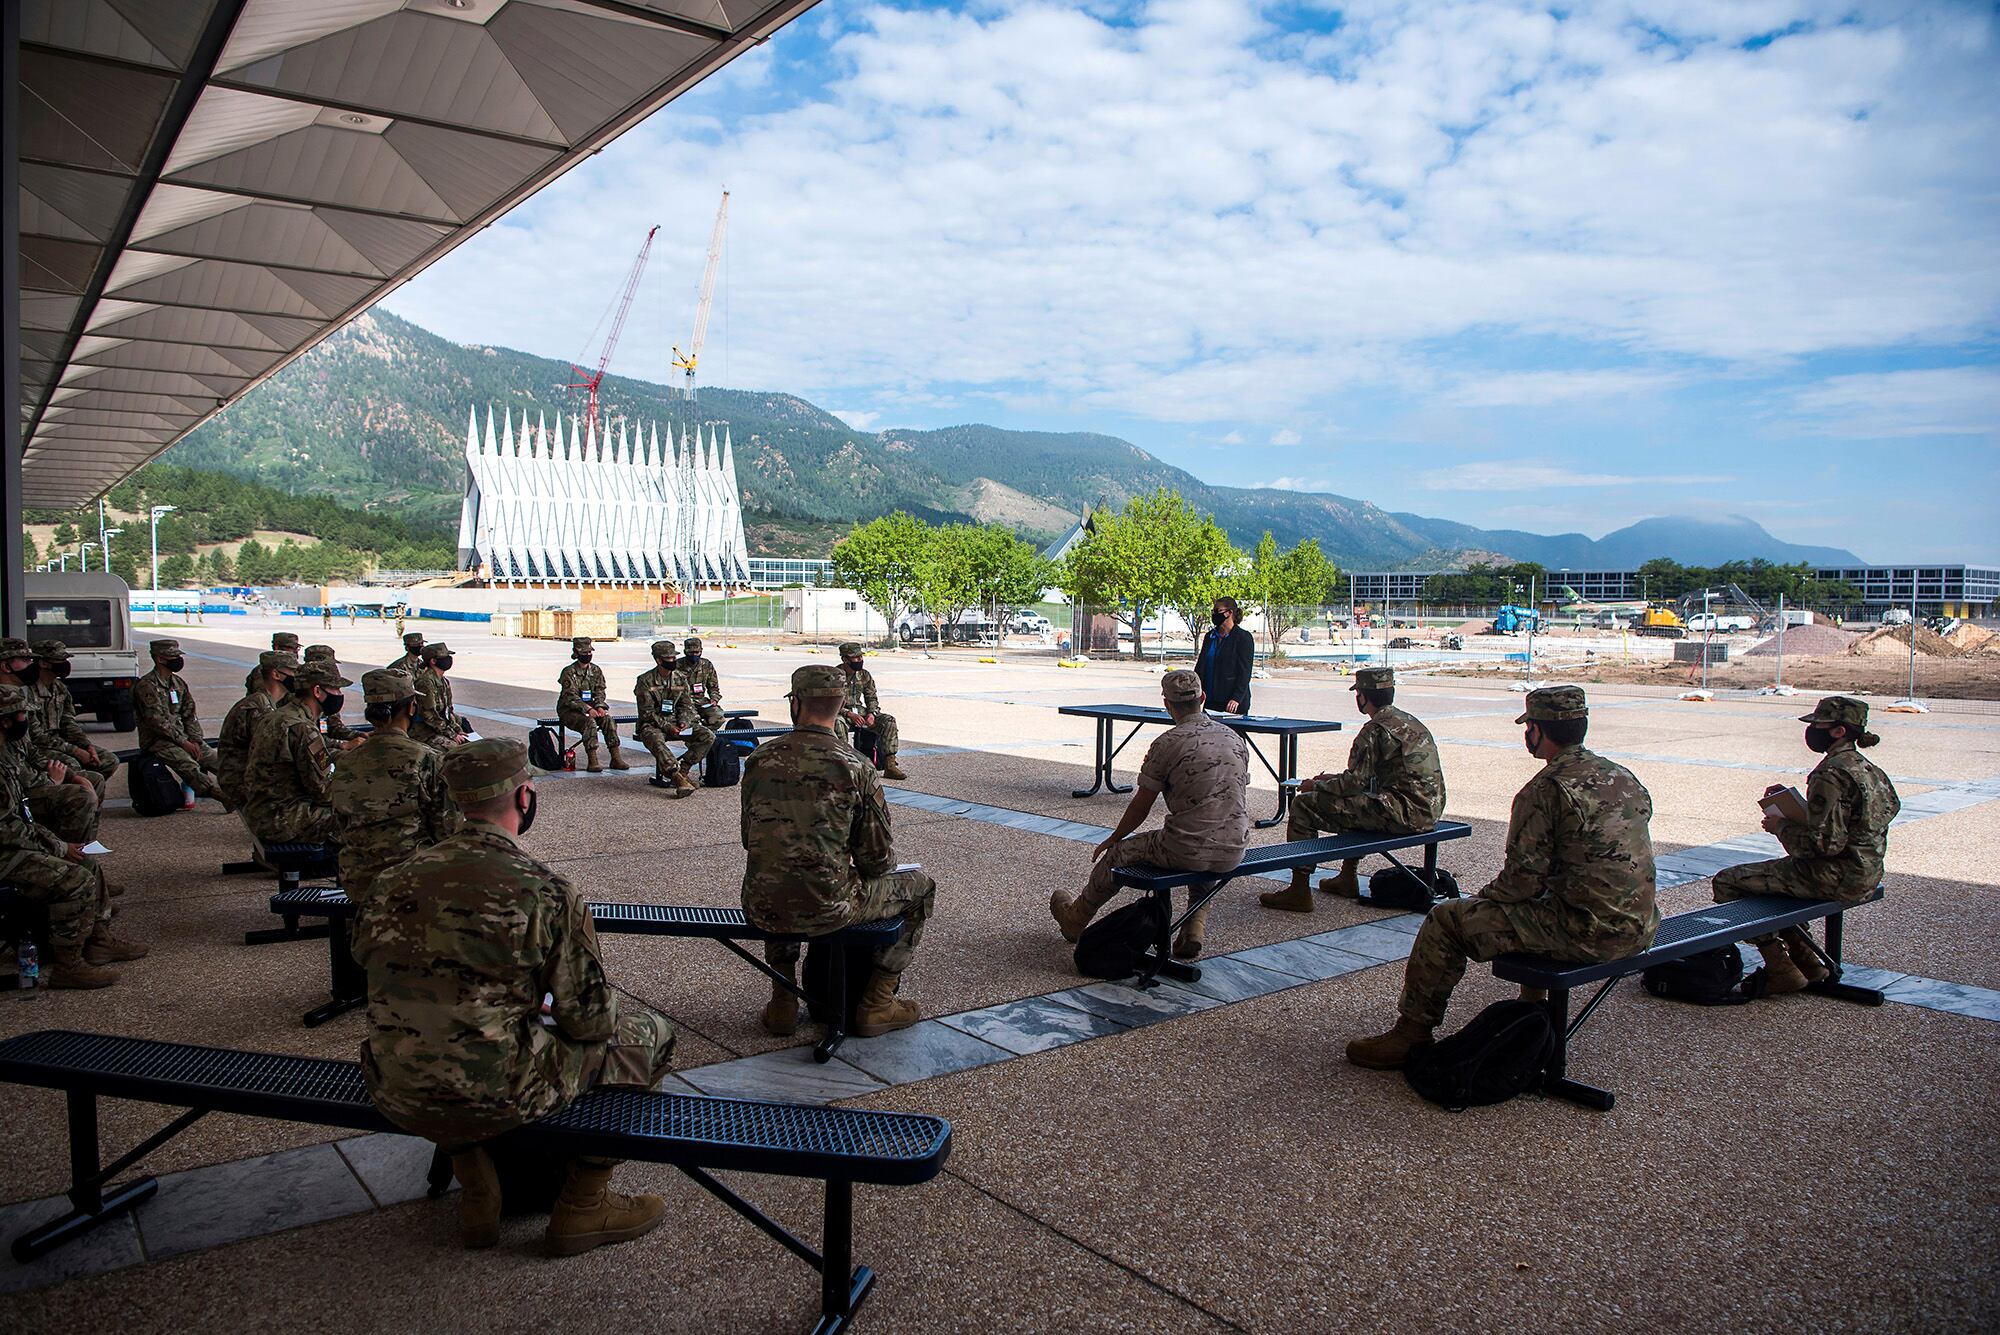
[
  {"x1": 265, "y1": 887, "x2": 903, "y2": 1061},
  {"x1": 0, "y1": 1029, "x2": 950, "y2": 1332},
  {"x1": 1489, "y1": 889, "x2": 1886, "y2": 1111},
  {"x1": 232, "y1": 842, "x2": 342, "y2": 944},
  {"x1": 1110, "y1": 822, "x2": 1472, "y2": 987}
]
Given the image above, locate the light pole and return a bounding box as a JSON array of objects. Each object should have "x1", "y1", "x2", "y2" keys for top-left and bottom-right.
[
  {"x1": 58, "y1": 553, "x2": 72, "y2": 571},
  {"x1": 149, "y1": 505, "x2": 177, "y2": 601},
  {"x1": 80, "y1": 542, "x2": 97, "y2": 571}
]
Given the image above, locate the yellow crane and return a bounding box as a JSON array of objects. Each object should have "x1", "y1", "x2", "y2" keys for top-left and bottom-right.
[{"x1": 671, "y1": 189, "x2": 730, "y2": 405}]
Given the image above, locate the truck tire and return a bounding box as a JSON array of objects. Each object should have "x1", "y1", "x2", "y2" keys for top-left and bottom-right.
[{"x1": 899, "y1": 624, "x2": 913, "y2": 643}]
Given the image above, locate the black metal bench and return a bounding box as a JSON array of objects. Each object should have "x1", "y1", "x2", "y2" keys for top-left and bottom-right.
[
  {"x1": 540, "y1": 707, "x2": 758, "y2": 751},
  {"x1": 230, "y1": 842, "x2": 342, "y2": 944},
  {"x1": 1492, "y1": 889, "x2": 1886, "y2": 1111},
  {"x1": 1111, "y1": 822, "x2": 1473, "y2": 985},
  {"x1": 0, "y1": 1029, "x2": 949, "y2": 1333},
  {"x1": 265, "y1": 886, "x2": 902, "y2": 1059}
]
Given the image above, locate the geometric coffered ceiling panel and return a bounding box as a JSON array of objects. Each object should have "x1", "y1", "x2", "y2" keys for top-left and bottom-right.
[{"x1": 16, "y1": 0, "x2": 818, "y2": 507}]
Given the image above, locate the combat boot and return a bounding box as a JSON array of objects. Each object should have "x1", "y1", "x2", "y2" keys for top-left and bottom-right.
[
  {"x1": 762, "y1": 962, "x2": 800, "y2": 1037},
  {"x1": 853, "y1": 969, "x2": 918, "y2": 1037},
  {"x1": 605, "y1": 735, "x2": 631, "y2": 770},
  {"x1": 671, "y1": 771, "x2": 697, "y2": 799},
  {"x1": 582, "y1": 741, "x2": 603, "y2": 774},
  {"x1": 45, "y1": 943, "x2": 117, "y2": 990},
  {"x1": 450, "y1": 1147, "x2": 502, "y2": 1249},
  {"x1": 880, "y1": 757, "x2": 907, "y2": 781},
  {"x1": 1259, "y1": 875, "x2": 1314, "y2": 913},
  {"x1": 1780, "y1": 927, "x2": 1830, "y2": 984},
  {"x1": 1318, "y1": 860, "x2": 1362, "y2": 898},
  {"x1": 545, "y1": 1162, "x2": 665, "y2": 1257},
  {"x1": 1344, "y1": 1017, "x2": 1434, "y2": 1070},
  {"x1": 83, "y1": 922, "x2": 149, "y2": 965},
  {"x1": 1748, "y1": 940, "x2": 1810, "y2": 996},
  {"x1": 1173, "y1": 898, "x2": 1211, "y2": 959},
  {"x1": 1049, "y1": 888, "x2": 1103, "y2": 943}
]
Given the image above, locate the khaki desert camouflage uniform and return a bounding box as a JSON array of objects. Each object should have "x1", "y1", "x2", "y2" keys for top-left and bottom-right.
[{"x1": 1083, "y1": 692, "x2": 1249, "y2": 914}]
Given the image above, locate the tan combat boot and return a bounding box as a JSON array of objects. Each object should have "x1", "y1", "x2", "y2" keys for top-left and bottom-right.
[
  {"x1": 450, "y1": 1147, "x2": 502, "y2": 1249},
  {"x1": 762, "y1": 962, "x2": 800, "y2": 1037},
  {"x1": 45, "y1": 943, "x2": 118, "y2": 990},
  {"x1": 880, "y1": 757, "x2": 907, "y2": 781},
  {"x1": 853, "y1": 969, "x2": 919, "y2": 1037},
  {"x1": 1259, "y1": 869, "x2": 1314, "y2": 913},
  {"x1": 1780, "y1": 927, "x2": 1830, "y2": 984},
  {"x1": 1049, "y1": 889, "x2": 1101, "y2": 943},
  {"x1": 582, "y1": 740, "x2": 603, "y2": 774},
  {"x1": 1173, "y1": 898, "x2": 1211, "y2": 959},
  {"x1": 1344, "y1": 1017, "x2": 1435, "y2": 1070},
  {"x1": 605, "y1": 736, "x2": 631, "y2": 770},
  {"x1": 1318, "y1": 860, "x2": 1362, "y2": 898},
  {"x1": 545, "y1": 1162, "x2": 665, "y2": 1257},
  {"x1": 671, "y1": 771, "x2": 697, "y2": 799},
  {"x1": 83, "y1": 922, "x2": 149, "y2": 965},
  {"x1": 1751, "y1": 940, "x2": 1810, "y2": 996}
]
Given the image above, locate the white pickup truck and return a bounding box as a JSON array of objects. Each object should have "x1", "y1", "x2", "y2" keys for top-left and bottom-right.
[
  {"x1": 23, "y1": 572, "x2": 142, "y2": 732},
  {"x1": 1685, "y1": 612, "x2": 1756, "y2": 633}
]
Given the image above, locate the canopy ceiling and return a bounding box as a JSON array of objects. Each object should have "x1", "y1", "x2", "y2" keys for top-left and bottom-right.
[{"x1": 15, "y1": 0, "x2": 816, "y2": 508}]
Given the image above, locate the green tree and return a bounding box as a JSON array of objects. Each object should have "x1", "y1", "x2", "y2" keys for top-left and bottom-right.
[
  {"x1": 963, "y1": 525, "x2": 1053, "y2": 623},
  {"x1": 1240, "y1": 533, "x2": 1341, "y2": 656},
  {"x1": 1060, "y1": 488, "x2": 1237, "y2": 660},
  {"x1": 236, "y1": 537, "x2": 273, "y2": 584},
  {"x1": 53, "y1": 522, "x2": 77, "y2": 547},
  {"x1": 109, "y1": 551, "x2": 140, "y2": 587},
  {"x1": 831, "y1": 512, "x2": 928, "y2": 643},
  {"x1": 204, "y1": 547, "x2": 235, "y2": 584},
  {"x1": 22, "y1": 531, "x2": 38, "y2": 570},
  {"x1": 160, "y1": 552, "x2": 197, "y2": 587},
  {"x1": 911, "y1": 524, "x2": 977, "y2": 647}
]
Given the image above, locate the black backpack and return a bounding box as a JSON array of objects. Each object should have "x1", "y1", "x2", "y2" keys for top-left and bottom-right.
[
  {"x1": 1642, "y1": 947, "x2": 1751, "y2": 1006},
  {"x1": 851, "y1": 726, "x2": 880, "y2": 767},
  {"x1": 526, "y1": 726, "x2": 566, "y2": 772},
  {"x1": 702, "y1": 717, "x2": 755, "y2": 788},
  {"x1": 1403, "y1": 999, "x2": 1556, "y2": 1111},
  {"x1": 128, "y1": 753, "x2": 186, "y2": 817},
  {"x1": 1366, "y1": 866, "x2": 1461, "y2": 912},
  {"x1": 1073, "y1": 896, "x2": 1168, "y2": 979},
  {"x1": 802, "y1": 936, "x2": 879, "y2": 1029}
]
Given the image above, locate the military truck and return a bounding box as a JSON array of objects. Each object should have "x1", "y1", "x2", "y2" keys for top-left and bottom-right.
[{"x1": 23, "y1": 572, "x2": 142, "y2": 731}]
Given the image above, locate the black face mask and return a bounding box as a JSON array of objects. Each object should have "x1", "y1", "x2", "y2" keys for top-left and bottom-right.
[
  {"x1": 684, "y1": 653, "x2": 700, "y2": 664},
  {"x1": 163, "y1": 657, "x2": 185, "y2": 674},
  {"x1": 1212, "y1": 611, "x2": 1227, "y2": 628},
  {"x1": 576, "y1": 654, "x2": 592, "y2": 663},
  {"x1": 434, "y1": 656, "x2": 453, "y2": 672},
  {"x1": 517, "y1": 788, "x2": 538, "y2": 835},
  {"x1": 15, "y1": 662, "x2": 40, "y2": 686},
  {"x1": 2, "y1": 717, "x2": 27, "y2": 742},
  {"x1": 1805, "y1": 724, "x2": 1837, "y2": 753},
  {"x1": 322, "y1": 691, "x2": 345, "y2": 716},
  {"x1": 1523, "y1": 724, "x2": 1542, "y2": 757},
  {"x1": 52, "y1": 661, "x2": 71, "y2": 680}
]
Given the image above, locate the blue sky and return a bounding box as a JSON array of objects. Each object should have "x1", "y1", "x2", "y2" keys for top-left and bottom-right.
[{"x1": 385, "y1": 0, "x2": 2000, "y2": 562}]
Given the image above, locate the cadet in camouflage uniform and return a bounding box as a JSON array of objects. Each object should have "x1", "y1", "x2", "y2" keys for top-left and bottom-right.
[
  {"x1": 249, "y1": 631, "x2": 302, "y2": 693},
  {"x1": 1051, "y1": 670, "x2": 1248, "y2": 960},
  {"x1": 633, "y1": 641, "x2": 701, "y2": 797},
  {"x1": 410, "y1": 642, "x2": 468, "y2": 752},
  {"x1": 557, "y1": 637, "x2": 628, "y2": 772},
  {"x1": 304, "y1": 645, "x2": 363, "y2": 749},
  {"x1": 133, "y1": 638, "x2": 226, "y2": 804},
  {"x1": 242, "y1": 659, "x2": 349, "y2": 845},
  {"x1": 1713, "y1": 695, "x2": 1900, "y2": 995},
  {"x1": 28, "y1": 641, "x2": 119, "y2": 795},
  {"x1": 330, "y1": 669, "x2": 462, "y2": 907},
  {"x1": 1349, "y1": 686, "x2": 1659, "y2": 1069},
  {"x1": 834, "y1": 641, "x2": 906, "y2": 780},
  {"x1": 388, "y1": 630, "x2": 425, "y2": 674},
  {"x1": 741, "y1": 665, "x2": 936, "y2": 1038},
  {"x1": 355, "y1": 738, "x2": 675, "y2": 1254},
  {"x1": 217, "y1": 650, "x2": 297, "y2": 810},
  {"x1": 0, "y1": 639, "x2": 99, "y2": 841},
  {"x1": 1262, "y1": 665, "x2": 1447, "y2": 912},
  {"x1": 0, "y1": 685, "x2": 140, "y2": 988}
]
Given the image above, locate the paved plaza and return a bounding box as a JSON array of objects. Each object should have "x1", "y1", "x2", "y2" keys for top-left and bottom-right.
[{"x1": 3, "y1": 617, "x2": 1996, "y2": 1331}]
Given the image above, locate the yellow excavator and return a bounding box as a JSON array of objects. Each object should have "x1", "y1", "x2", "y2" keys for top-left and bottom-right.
[{"x1": 1634, "y1": 606, "x2": 1687, "y2": 638}]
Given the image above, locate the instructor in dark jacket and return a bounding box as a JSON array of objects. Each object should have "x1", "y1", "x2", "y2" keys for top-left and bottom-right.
[{"x1": 1197, "y1": 596, "x2": 1254, "y2": 716}]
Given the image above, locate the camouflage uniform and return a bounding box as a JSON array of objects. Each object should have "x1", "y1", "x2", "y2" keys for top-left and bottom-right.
[
  {"x1": 1397, "y1": 687, "x2": 1658, "y2": 1028},
  {"x1": 250, "y1": 632, "x2": 302, "y2": 693},
  {"x1": 305, "y1": 646, "x2": 361, "y2": 745},
  {"x1": 330, "y1": 670, "x2": 462, "y2": 907},
  {"x1": 679, "y1": 638, "x2": 726, "y2": 732},
  {"x1": 740, "y1": 690, "x2": 934, "y2": 976},
  {"x1": 557, "y1": 638, "x2": 623, "y2": 764},
  {"x1": 242, "y1": 660, "x2": 350, "y2": 844},
  {"x1": 410, "y1": 643, "x2": 467, "y2": 752},
  {"x1": 1288, "y1": 670, "x2": 1445, "y2": 841},
  {"x1": 633, "y1": 642, "x2": 711, "y2": 780},
  {"x1": 832, "y1": 643, "x2": 898, "y2": 763},
  {"x1": 28, "y1": 641, "x2": 119, "y2": 795},
  {"x1": 0, "y1": 686, "x2": 111, "y2": 949},
  {"x1": 387, "y1": 631, "x2": 425, "y2": 674},
  {"x1": 133, "y1": 638, "x2": 224, "y2": 799},
  {"x1": 216, "y1": 651, "x2": 297, "y2": 811},
  {"x1": 0, "y1": 637, "x2": 99, "y2": 840},
  {"x1": 1714, "y1": 696, "x2": 1899, "y2": 911},
  {"x1": 355, "y1": 739, "x2": 674, "y2": 1149}
]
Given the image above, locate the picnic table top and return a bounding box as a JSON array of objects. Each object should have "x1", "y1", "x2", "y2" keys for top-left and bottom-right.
[{"x1": 1058, "y1": 703, "x2": 1342, "y2": 733}]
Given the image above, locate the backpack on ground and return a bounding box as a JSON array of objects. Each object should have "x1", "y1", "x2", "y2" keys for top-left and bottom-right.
[
  {"x1": 1642, "y1": 947, "x2": 1751, "y2": 1006},
  {"x1": 127, "y1": 753, "x2": 186, "y2": 817},
  {"x1": 1403, "y1": 999, "x2": 1556, "y2": 1111},
  {"x1": 1073, "y1": 896, "x2": 1169, "y2": 979},
  {"x1": 802, "y1": 935, "x2": 880, "y2": 1029},
  {"x1": 526, "y1": 726, "x2": 566, "y2": 772},
  {"x1": 1366, "y1": 866, "x2": 1461, "y2": 912},
  {"x1": 851, "y1": 726, "x2": 880, "y2": 767}
]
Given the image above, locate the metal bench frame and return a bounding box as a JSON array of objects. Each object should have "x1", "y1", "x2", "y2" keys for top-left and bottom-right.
[
  {"x1": 1111, "y1": 822, "x2": 1473, "y2": 987},
  {"x1": 540, "y1": 707, "x2": 758, "y2": 753},
  {"x1": 0, "y1": 1029, "x2": 949, "y2": 1334},
  {"x1": 265, "y1": 887, "x2": 901, "y2": 1061},
  {"x1": 228, "y1": 841, "x2": 341, "y2": 943},
  {"x1": 1492, "y1": 890, "x2": 1886, "y2": 1112}
]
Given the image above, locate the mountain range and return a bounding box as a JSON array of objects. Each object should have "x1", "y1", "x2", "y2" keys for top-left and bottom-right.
[{"x1": 165, "y1": 309, "x2": 1861, "y2": 569}]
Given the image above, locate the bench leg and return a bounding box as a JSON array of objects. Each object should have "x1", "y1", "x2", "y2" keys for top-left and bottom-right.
[
  {"x1": 814, "y1": 1179, "x2": 875, "y2": 1335},
  {"x1": 1540, "y1": 987, "x2": 1615, "y2": 1112},
  {"x1": 10, "y1": 1091, "x2": 202, "y2": 1263},
  {"x1": 813, "y1": 945, "x2": 849, "y2": 1064},
  {"x1": 426, "y1": 1146, "x2": 454, "y2": 1199},
  {"x1": 1806, "y1": 910, "x2": 1885, "y2": 1007},
  {"x1": 303, "y1": 921, "x2": 367, "y2": 1028},
  {"x1": 244, "y1": 916, "x2": 332, "y2": 946}
]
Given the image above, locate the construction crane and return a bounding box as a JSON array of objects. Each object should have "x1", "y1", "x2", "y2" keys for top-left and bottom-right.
[
  {"x1": 671, "y1": 190, "x2": 730, "y2": 406},
  {"x1": 566, "y1": 224, "x2": 658, "y2": 438}
]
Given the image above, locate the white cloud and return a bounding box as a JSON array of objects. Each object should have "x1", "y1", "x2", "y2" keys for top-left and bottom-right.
[
  {"x1": 1419, "y1": 462, "x2": 1735, "y2": 490},
  {"x1": 1787, "y1": 366, "x2": 2000, "y2": 438},
  {"x1": 826, "y1": 408, "x2": 881, "y2": 432},
  {"x1": 1219, "y1": 429, "x2": 1245, "y2": 445},
  {"x1": 1270, "y1": 427, "x2": 1303, "y2": 446},
  {"x1": 1253, "y1": 476, "x2": 1333, "y2": 491},
  {"x1": 1448, "y1": 370, "x2": 1684, "y2": 407}
]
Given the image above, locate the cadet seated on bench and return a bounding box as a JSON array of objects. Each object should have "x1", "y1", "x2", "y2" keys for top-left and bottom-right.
[
  {"x1": 243, "y1": 659, "x2": 349, "y2": 846},
  {"x1": 1051, "y1": 670, "x2": 1248, "y2": 960},
  {"x1": 330, "y1": 669, "x2": 462, "y2": 908},
  {"x1": 28, "y1": 639, "x2": 120, "y2": 797},
  {"x1": 1348, "y1": 686, "x2": 1660, "y2": 1070},
  {"x1": 835, "y1": 641, "x2": 906, "y2": 781},
  {"x1": 354, "y1": 738, "x2": 677, "y2": 1254},
  {"x1": 1262, "y1": 665, "x2": 1445, "y2": 912},
  {"x1": 217, "y1": 651, "x2": 296, "y2": 812},
  {"x1": 742, "y1": 665, "x2": 936, "y2": 1038},
  {"x1": 1714, "y1": 695, "x2": 1901, "y2": 996},
  {"x1": 135, "y1": 638, "x2": 228, "y2": 807},
  {"x1": 1, "y1": 638, "x2": 101, "y2": 843}
]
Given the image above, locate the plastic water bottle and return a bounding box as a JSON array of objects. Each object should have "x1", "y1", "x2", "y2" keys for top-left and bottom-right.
[{"x1": 17, "y1": 942, "x2": 41, "y2": 994}]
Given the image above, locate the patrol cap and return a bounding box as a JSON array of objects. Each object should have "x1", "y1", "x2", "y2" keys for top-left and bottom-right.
[
  {"x1": 1799, "y1": 695, "x2": 1868, "y2": 730},
  {"x1": 1351, "y1": 666, "x2": 1394, "y2": 692},
  {"x1": 442, "y1": 737, "x2": 532, "y2": 803},
  {"x1": 650, "y1": 639, "x2": 676, "y2": 660},
  {"x1": 272, "y1": 632, "x2": 301, "y2": 651},
  {"x1": 572, "y1": 636, "x2": 593, "y2": 652},
  {"x1": 837, "y1": 641, "x2": 864, "y2": 660},
  {"x1": 150, "y1": 638, "x2": 181, "y2": 659},
  {"x1": 292, "y1": 660, "x2": 352, "y2": 690},
  {"x1": 305, "y1": 644, "x2": 335, "y2": 662},
  {"x1": 789, "y1": 664, "x2": 848, "y2": 699},
  {"x1": 362, "y1": 667, "x2": 416, "y2": 705},
  {"x1": 1161, "y1": 669, "x2": 1203, "y2": 704},
  {"x1": 260, "y1": 650, "x2": 299, "y2": 674},
  {"x1": 0, "y1": 637, "x2": 31, "y2": 660},
  {"x1": 32, "y1": 639, "x2": 69, "y2": 661},
  {"x1": 422, "y1": 642, "x2": 453, "y2": 661},
  {"x1": 402, "y1": 632, "x2": 425, "y2": 650},
  {"x1": 0, "y1": 684, "x2": 25, "y2": 714},
  {"x1": 683, "y1": 636, "x2": 703, "y2": 652},
  {"x1": 1515, "y1": 685, "x2": 1588, "y2": 724}
]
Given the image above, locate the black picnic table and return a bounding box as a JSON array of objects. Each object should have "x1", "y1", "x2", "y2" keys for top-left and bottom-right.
[{"x1": 1057, "y1": 704, "x2": 1343, "y2": 829}]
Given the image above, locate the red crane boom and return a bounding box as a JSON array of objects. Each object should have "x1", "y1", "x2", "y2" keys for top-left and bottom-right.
[{"x1": 567, "y1": 224, "x2": 658, "y2": 438}]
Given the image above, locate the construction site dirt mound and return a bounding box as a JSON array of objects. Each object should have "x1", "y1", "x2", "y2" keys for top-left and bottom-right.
[
  {"x1": 1944, "y1": 623, "x2": 1997, "y2": 653},
  {"x1": 1451, "y1": 617, "x2": 1492, "y2": 636},
  {"x1": 1848, "y1": 625, "x2": 1964, "y2": 658},
  {"x1": 1744, "y1": 624, "x2": 1858, "y2": 658}
]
